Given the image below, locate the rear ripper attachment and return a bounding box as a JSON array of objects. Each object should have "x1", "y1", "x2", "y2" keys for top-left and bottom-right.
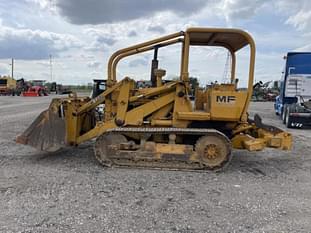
[{"x1": 231, "y1": 114, "x2": 292, "y2": 152}]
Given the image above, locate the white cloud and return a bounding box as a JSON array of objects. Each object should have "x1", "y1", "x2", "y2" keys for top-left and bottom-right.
[
  {"x1": 87, "y1": 61, "x2": 101, "y2": 68},
  {"x1": 26, "y1": 0, "x2": 49, "y2": 9},
  {"x1": 128, "y1": 30, "x2": 137, "y2": 37},
  {"x1": 0, "y1": 62, "x2": 9, "y2": 75},
  {"x1": 2, "y1": 0, "x2": 311, "y2": 85},
  {"x1": 220, "y1": 0, "x2": 269, "y2": 23},
  {"x1": 295, "y1": 44, "x2": 311, "y2": 52},
  {"x1": 286, "y1": 9, "x2": 311, "y2": 30},
  {"x1": 218, "y1": 0, "x2": 311, "y2": 33},
  {"x1": 0, "y1": 25, "x2": 82, "y2": 59},
  {"x1": 83, "y1": 28, "x2": 118, "y2": 51},
  {"x1": 128, "y1": 58, "x2": 149, "y2": 68},
  {"x1": 147, "y1": 25, "x2": 166, "y2": 34}
]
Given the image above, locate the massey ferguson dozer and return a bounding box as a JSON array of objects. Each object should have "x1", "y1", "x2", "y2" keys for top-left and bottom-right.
[{"x1": 17, "y1": 28, "x2": 292, "y2": 171}]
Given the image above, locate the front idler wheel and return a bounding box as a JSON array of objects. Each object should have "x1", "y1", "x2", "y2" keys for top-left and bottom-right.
[{"x1": 94, "y1": 134, "x2": 127, "y2": 167}]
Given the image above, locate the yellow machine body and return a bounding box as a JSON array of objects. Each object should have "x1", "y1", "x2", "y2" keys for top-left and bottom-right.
[
  {"x1": 0, "y1": 76, "x2": 16, "y2": 95},
  {"x1": 17, "y1": 27, "x2": 292, "y2": 171}
]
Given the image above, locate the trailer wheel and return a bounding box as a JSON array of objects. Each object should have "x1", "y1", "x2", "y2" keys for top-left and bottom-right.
[
  {"x1": 275, "y1": 104, "x2": 279, "y2": 115},
  {"x1": 282, "y1": 105, "x2": 287, "y2": 124},
  {"x1": 285, "y1": 105, "x2": 293, "y2": 128}
]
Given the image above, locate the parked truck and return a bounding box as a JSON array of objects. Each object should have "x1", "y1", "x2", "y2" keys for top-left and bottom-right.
[{"x1": 275, "y1": 52, "x2": 311, "y2": 128}]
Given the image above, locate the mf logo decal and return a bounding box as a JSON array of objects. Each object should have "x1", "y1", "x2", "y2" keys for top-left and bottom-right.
[{"x1": 216, "y1": 95, "x2": 236, "y2": 103}]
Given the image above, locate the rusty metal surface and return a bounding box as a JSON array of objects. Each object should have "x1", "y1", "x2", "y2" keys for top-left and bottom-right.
[
  {"x1": 248, "y1": 114, "x2": 283, "y2": 134},
  {"x1": 16, "y1": 109, "x2": 66, "y2": 152},
  {"x1": 195, "y1": 134, "x2": 232, "y2": 170},
  {"x1": 106, "y1": 127, "x2": 222, "y2": 135}
]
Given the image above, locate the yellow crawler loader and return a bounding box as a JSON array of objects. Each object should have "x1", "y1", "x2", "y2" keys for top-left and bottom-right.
[{"x1": 17, "y1": 28, "x2": 292, "y2": 171}]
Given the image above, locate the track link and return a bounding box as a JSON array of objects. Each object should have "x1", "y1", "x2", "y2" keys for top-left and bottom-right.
[{"x1": 94, "y1": 127, "x2": 232, "y2": 171}]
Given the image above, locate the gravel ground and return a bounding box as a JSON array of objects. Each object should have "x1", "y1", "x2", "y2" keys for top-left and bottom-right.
[{"x1": 0, "y1": 95, "x2": 311, "y2": 233}]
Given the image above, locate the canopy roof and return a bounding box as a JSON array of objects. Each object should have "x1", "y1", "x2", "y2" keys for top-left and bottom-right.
[{"x1": 186, "y1": 28, "x2": 253, "y2": 52}]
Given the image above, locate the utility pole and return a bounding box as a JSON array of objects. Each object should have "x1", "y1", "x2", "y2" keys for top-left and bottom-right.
[
  {"x1": 11, "y1": 58, "x2": 14, "y2": 79},
  {"x1": 49, "y1": 54, "x2": 53, "y2": 82}
]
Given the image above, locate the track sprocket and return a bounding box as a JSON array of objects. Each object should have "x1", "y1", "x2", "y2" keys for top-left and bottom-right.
[{"x1": 195, "y1": 134, "x2": 232, "y2": 170}]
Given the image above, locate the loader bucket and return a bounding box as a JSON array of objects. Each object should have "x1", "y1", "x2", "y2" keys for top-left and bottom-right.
[{"x1": 16, "y1": 106, "x2": 66, "y2": 152}]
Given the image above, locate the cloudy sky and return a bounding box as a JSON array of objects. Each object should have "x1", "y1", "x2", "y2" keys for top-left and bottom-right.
[{"x1": 0, "y1": 0, "x2": 310, "y2": 86}]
